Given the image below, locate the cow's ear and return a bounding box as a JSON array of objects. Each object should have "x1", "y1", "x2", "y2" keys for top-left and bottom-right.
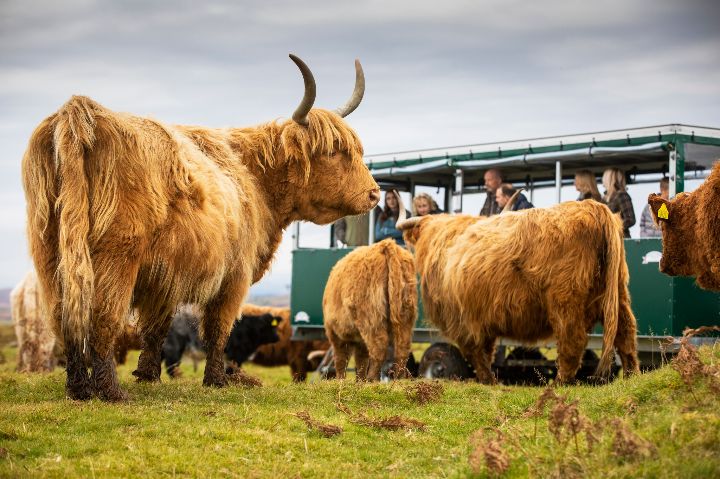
[{"x1": 648, "y1": 193, "x2": 671, "y2": 223}]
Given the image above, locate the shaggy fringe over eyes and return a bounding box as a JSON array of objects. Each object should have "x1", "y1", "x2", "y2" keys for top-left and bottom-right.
[{"x1": 232, "y1": 109, "x2": 364, "y2": 184}]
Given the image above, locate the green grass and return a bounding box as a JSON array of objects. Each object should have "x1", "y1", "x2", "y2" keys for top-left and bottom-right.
[{"x1": 0, "y1": 333, "x2": 718, "y2": 478}]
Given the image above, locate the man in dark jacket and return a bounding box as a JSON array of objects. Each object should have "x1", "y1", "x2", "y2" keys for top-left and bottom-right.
[
  {"x1": 496, "y1": 183, "x2": 534, "y2": 211},
  {"x1": 480, "y1": 169, "x2": 503, "y2": 216}
]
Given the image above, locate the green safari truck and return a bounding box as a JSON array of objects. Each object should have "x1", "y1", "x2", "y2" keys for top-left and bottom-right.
[{"x1": 290, "y1": 124, "x2": 720, "y2": 379}]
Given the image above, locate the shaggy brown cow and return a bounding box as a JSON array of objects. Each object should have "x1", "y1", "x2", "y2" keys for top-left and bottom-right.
[
  {"x1": 397, "y1": 200, "x2": 639, "y2": 384},
  {"x1": 10, "y1": 270, "x2": 57, "y2": 372},
  {"x1": 323, "y1": 238, "x2": 418, "y2": 381},
  {"x1": 22, "y1": 55, "x2": 380, "y2": 401},
  {"x1": 648, "y1": 162, "x2": 720, "y2": 291},
  {"x1": 245, "y1": 304, "x2": 329, "y2": 382}
]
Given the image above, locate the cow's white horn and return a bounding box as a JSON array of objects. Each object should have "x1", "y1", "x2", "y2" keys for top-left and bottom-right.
[
  {"x1": 501, "y1": 188, "x2": 523, "y2": 213},
  {"x1": 394, "y1": 189, "x2": 407, "y2": 224},
  {"x1": 334, "y1": 59, "x2": 365, "y2": 118},
  {"x1": 396, "y1": 216, "x2": 423, "y2": 231}
]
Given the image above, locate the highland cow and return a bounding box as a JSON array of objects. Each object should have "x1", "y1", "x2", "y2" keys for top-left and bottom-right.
[
  {"x1": 10, "y1": 270, "x2": 57, "y2": 372},
  {"x1": 648, "y1": 161, "x2": 720, "y2": 291},
  {"x1": 22, "y1": 55, "x2": 380, "y2": 401},
  {"x1": 246, "y1": 304, "x2": 329, "y2": 382},
  {"x1": 323, "y1": 238, "x2": 418, "y2": 381},
  {"x1": 397, "y1": 200, "x2": 639, "y2": 384}
]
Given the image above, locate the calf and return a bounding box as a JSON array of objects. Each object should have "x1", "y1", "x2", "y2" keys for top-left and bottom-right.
[
  {"x1": 246, "y1": 304, "x2": 329, "y2": 382},
  {"x1": 648, "y1": 162, "x2": 720, "y2": 290},
  {"x1": 323, "y1": 238, "x2": 418, "y2": 381},
  {"x1": 162, "y1": 311, "x2": 282, "y2": 377}
]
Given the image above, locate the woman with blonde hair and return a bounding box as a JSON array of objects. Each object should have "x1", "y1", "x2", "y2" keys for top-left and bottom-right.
[
  {"x1": 602, "y1": 168, "x2": 635, "y2": 238},
  {"x1": 574, "y1": 170, "x2": 602, "y2": 202},
  {"x1": 412, "y1": 193, "x2": 442, "y2": 216}
]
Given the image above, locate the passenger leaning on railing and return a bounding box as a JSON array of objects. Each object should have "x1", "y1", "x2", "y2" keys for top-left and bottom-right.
[
  {"x1": 412, "y1": 193, "x2": 443, "y2": 216},
  {"x1": 574, "y1": 169, "x2": 603, "y2": 202},
  {"x1": 602, "y1": 167, "x2": 636, "y2": 238},
  {"x1": 375, "y1": 190, "x2": 406, "y2": 246}
]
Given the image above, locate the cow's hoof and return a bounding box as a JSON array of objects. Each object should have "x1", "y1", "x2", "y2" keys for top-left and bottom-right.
[
  {"x1": 66, "y1": 374, "x2": 93, "y2": 401},
  {"x1": 96, "y1": 387, "x2": 129, "y2": 403},
  {"x1": 132, "y1": 369, "x2": 161, "y2": 383},
  {"x1": 66, "y1": 385, "x2": 93, "y2": 401},
  {"x1": 202, "y1": 375, "x2": 228, "y2": 388}
]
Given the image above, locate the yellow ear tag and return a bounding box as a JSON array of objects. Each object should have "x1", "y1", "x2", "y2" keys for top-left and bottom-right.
[
  {"x1": 658, "y1": 203, "x2": 669, "y2": 220},
  {"x1": 271, "y1": 320, "x2": 278, "y2": 326}
]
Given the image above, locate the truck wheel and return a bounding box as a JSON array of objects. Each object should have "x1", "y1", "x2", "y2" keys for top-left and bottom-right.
[
  {"x1": 418, "y1": 343, "x2": 473, "y2": 380},
  {"x1": 496, "y1": 347, "x2": 555, "y2": 385}
]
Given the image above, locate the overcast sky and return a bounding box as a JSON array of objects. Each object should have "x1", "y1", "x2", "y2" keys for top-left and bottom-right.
[{"x1": 1, "y1": 0, "x2": 719, "y2": 294}]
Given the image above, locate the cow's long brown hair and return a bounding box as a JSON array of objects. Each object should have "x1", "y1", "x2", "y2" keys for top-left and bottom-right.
[{"x1": 22, "y1": 92, "x2": 378, "y2": 399}]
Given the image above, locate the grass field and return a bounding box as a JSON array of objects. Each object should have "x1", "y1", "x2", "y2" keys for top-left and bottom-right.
[{"x1": 1, "y1": 327, "x2": 719, "y2": 478}]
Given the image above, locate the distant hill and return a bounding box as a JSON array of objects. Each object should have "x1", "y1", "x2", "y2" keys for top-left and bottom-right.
[
  {"x1": 0, "y1": 288, "x2": 289, "y2": 323},
  {"x1": 0, "y1": 288, "x2": 10, "y2": 323},
  {"x1": 246, "y1": 294, "x2": 289, "y2": 308},
  {"x1": 0, "y1": 288, "x2": 9, "y2": 306}
]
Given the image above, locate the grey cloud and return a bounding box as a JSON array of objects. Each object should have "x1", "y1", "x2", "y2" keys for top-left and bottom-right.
[{"x1": 1, "y1": 0, "x2": 719, "y2": 289}]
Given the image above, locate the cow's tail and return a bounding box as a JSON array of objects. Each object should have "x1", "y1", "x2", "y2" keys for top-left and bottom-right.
[
  {"x1": 24, "y1": 96, "x2": 100, "y2": 351},
  {"x1": 384, "y1": 240, "x2": 405, "y2": 331},
  {"x1": 596, "y1": 206, "x2": 625, "y2": 378}
]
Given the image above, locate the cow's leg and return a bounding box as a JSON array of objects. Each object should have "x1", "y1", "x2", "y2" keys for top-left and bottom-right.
[
  {"x1": 133, "y1": 307, "x2": 174, "y2": 382},
  {"x1": 90, "y1": 344, "x2": 127, "y2": 402},
  {"x1": 89, "y1": 257, "x2": 140, "y2": 401},
  {"x1": 354, "y1": 343, "x2": 369, "y2": 382},
  {"x1": 459, "y1": 336, "x2": 496, "y2": 384},
  {"x1": 366, "y1": 334, "x2": 389, "y2": 382},
  {"x1": 289, "y1": 349, "x2": 308, "y2": 382},
  {"x1": 202, "y1": 274, "x2": 248, "y2": 388},
  {"x1": 615, "y1": 302, "x2": 639, "y2": 377},
  {"x1": 327, "y1": 331, "x2": 350, "y2": 380},
  {"x1": 555, "y1": 327, "x2": 587, "y2": 385},
  {"x1": 64, "y1": 334, "x2": 92, "y2": 400},
  {"x1": 390, "y1": 320, "x2": 413, "y2": 380}
]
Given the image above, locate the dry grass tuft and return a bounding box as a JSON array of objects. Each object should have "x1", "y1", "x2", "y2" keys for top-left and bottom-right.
[
  {"x1": 352, "y1": 413, "x2": 426, "y2": 431},
  {"x1": 469, "y1": 428, "x2": 510, "y2": 477},
  {"x1": 334, "y1": 402, "x2": 426, "y2": 431},
  {"x1": 405, "y1": 381, "x2": 444, "y2": 405},
  {"x1": 609, "y1": 418, "x2": 655, "y2": 459},
  {"x1": 672, "y1": 326, "x2": 720, "y2": 397},
  {"x1": 226, "y1": 370, "x2": 263, "y2": 388},
  {"x1": 335, "y1": 402, "x2": 353, "y2": 416},
  {"x1": 293, "y1": 411, "x2": 342, "y2": 438}
]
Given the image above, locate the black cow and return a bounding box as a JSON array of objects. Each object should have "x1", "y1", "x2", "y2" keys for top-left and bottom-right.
[{"x1": 162, "y1": 311, "x2": 282, "y2": 377}]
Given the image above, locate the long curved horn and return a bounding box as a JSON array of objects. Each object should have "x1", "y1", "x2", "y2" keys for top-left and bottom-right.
[
  {"x1": 394, "y1": 189, "x2": 407, "y2": 224},
  {"x1": 334, "y1": 59, "x2": 365, "y2": 118},
  {"x1": 501, "y1": 188, "x2": 523, "y2": 213},
  {"x1": 396, "y1": 216, "x2": 423, "y2": 231},
  {"x1": 289, "y1": 54, "x2": 317, "y2": 126}
]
